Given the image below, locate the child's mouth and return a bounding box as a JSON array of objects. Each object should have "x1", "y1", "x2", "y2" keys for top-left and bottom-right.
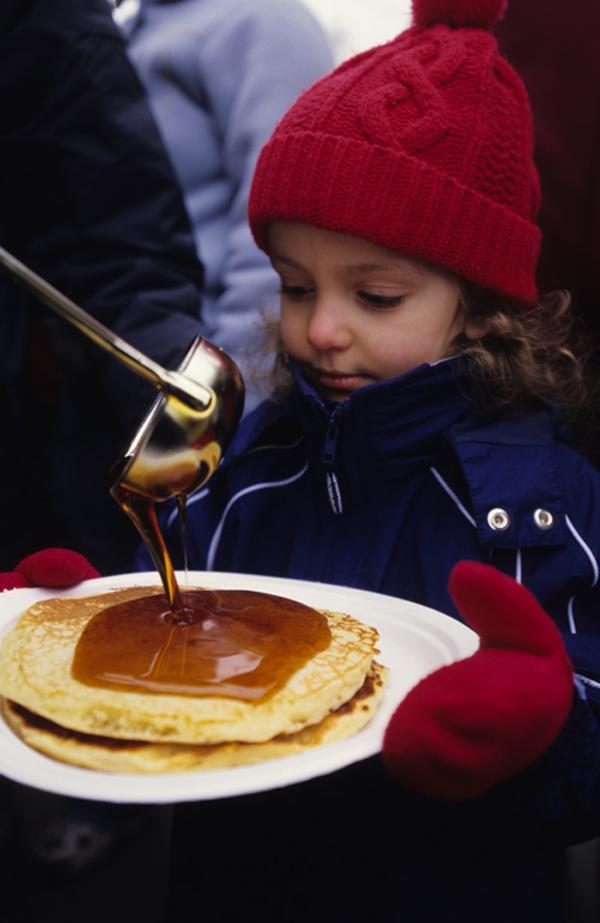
[{"x1": 307, "y1": 366, "x2": 370, "y2": 395}]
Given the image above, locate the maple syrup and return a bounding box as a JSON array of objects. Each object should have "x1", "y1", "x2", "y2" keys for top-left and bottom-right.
[
  {"x1": 111, "y1": 482, "x2": 185, "y2": 613},
  {"x1": 83, "y1": 481, "x2": 330, "y2": 701},
  {"x1": 72, "y1": 588, "x2": 331, "y2": 701}
]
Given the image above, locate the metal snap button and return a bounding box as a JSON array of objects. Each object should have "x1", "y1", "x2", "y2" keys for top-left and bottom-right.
[
  {"x1": 533, "y1": 508, "x2": 554, "y2": 530},
  {"x1": 487, "y1": 508, "x2": 511, "y2": 531}
]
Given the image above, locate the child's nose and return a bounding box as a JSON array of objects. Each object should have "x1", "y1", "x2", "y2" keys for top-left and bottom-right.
[{"x1": 306, "y1": 298, "x2": 352, "y2": 351}]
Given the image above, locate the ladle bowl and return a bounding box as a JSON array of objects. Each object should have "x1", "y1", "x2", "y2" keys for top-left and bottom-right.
[{"x1": 114, "y1": 335, "x2": 245, "y2": 503}]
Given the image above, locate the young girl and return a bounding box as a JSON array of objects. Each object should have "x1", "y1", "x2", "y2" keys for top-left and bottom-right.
[{"x1": 144, "y1": 1, "x2": 600, "y2": 919}]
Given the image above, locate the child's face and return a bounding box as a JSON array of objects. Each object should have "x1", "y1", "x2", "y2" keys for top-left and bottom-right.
[{"x1": 269, "y1": 222, "x2": 464, "y2": 402}]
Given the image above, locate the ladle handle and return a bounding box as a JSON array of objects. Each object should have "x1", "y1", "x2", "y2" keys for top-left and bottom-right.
[{"x1": 0, "y1": 246, "x2": 213, "y2": 410}]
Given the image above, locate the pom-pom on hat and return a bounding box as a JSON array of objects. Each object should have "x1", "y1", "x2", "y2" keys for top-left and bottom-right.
[{"x1": 249, "y1": 0, "x2": 540, "y2": 305}]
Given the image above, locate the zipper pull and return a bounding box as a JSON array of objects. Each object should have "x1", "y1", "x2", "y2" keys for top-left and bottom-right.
[
  {"x1": 321, "y1": 407, "x2": 343, "y2": 515},
  {"x1": 326, "y1": 471, "x2": 343, "y2": 515},
  {"x1": 321, "y1": 407, "x2": 340, "y2": 466}
]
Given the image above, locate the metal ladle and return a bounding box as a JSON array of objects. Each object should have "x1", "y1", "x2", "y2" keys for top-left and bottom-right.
[{"x1": 0, "y1": 247, "x2": 245, "y2": 608}]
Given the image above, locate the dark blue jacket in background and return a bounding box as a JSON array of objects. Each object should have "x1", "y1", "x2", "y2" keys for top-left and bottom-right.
[
  {"x1": 144, "y1": 358, "x2": 600, "y2": 921},
  {"x1": 0, "y1": 0, "x2": 204, "y2": 572}
]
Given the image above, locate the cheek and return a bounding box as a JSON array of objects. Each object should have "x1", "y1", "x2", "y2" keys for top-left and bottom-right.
[
  {"x1": 279, "y1": 309, "x2": 300, "y2": 352},
  {"x1": 369, "y1": 323, "x2": 450, "y2": 373},
  {"x1": 391, "y1": 308, "x2": 461, "y2": 356}
]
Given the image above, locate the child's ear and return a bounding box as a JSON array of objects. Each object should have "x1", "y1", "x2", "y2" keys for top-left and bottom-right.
[{"x1": 464, "y1": 318, "x2": 489, "y2": 340}]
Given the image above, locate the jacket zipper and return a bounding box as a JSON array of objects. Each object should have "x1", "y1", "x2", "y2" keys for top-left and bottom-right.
[{"x1": 321, "y1": 406, "x2": 343, "y2": 515}]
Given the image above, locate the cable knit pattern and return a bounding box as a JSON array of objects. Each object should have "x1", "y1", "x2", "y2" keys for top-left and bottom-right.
[{"x1": 249, "y1": 0, "x2": 540, "y2": 305}]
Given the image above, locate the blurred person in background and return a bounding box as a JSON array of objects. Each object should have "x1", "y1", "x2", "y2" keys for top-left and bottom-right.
[
  {"x1": 0, "y1": 0, "x2": 206, "y2": 576},
  {"x1": 496, "y1": 0, "x2": 600, "y2": 467},
  {"x1": 116, "y1": 0, "x2": 334, "y2": 412}
]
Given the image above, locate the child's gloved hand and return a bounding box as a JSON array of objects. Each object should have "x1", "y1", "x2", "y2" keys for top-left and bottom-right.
[
  {"x1": 0, "y1": 549, "x2": 100, "y2": 591},
  {"x1": 382, "y1": 561, "x2": 574, "y2": 800}
]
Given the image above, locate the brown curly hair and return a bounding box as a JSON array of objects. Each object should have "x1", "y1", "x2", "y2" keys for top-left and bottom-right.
[{"x1": 449, "y1": 284, "x2": 591, "y2": 413}]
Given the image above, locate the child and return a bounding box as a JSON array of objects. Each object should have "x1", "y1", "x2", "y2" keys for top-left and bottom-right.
[{"x1": 146, "y1": 0, "x2": 600, "y2": 919}]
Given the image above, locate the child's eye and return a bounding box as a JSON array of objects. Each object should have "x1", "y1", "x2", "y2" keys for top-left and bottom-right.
[
  {"x1": 358, "y1": 291, "x2": 405, "y2": 309},
  {"x1": 280, "y1": 284, "x2": 313, "y2": 301}
]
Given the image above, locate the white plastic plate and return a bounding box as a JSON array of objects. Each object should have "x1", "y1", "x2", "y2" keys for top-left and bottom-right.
[{"x1": 0, "y1": 571, "x2": 478, "y2": 803}]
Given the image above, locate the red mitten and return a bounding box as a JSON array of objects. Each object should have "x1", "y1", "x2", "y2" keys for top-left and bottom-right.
[
  {"x1": 382, "y1": 561, "x2": 574, "y2": 800},
  {"x1": 0, "y1": 571, "x2": 31, "y2": 591},
  {"x1": 0, "y1": 549, "x2": 100, "y2": 591}
]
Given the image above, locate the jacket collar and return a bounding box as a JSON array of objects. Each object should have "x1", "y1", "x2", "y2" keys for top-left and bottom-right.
[
  {"x1": 291, "y1": 357, "x2": 475, "y2": 477},
  {"x1": 290, "y1": 358, "x2": 569, "y2": 548}
]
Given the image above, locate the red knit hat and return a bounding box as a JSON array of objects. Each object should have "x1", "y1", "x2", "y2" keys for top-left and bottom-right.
[{"x1": 249, "y1": 0, "x2": 541, "y2": 305}]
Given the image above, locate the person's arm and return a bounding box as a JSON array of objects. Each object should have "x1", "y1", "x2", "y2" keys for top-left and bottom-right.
[
  {"x1": 0, "y1": 0, "x2": 213, "y2": 572},
  {"x1": 0, "y1": 0, "x2": 204, "y2": 423}
]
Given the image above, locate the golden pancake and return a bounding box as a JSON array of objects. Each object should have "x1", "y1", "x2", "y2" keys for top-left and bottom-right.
[
  {"x1": 0, "y1": 587, "x2": 381, "y2": 745},
  {"x1": 1, "y1": 661, "x2": 388, "y2": 773}
]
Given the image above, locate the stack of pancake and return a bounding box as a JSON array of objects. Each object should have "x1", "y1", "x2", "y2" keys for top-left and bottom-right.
[{"x1": 0, "y1": 586, "x2": 387, "y2": 773}]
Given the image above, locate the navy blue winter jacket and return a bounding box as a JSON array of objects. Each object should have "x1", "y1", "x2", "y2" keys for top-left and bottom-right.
[{"x1": 142, "y1": 357, "x2": 600, "y2": 920}]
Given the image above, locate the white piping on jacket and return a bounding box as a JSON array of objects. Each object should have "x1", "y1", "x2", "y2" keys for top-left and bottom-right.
[
  {"x1": 564, "y1": 515, "x2": 600, "y2": 636},
  {"x1": 561, "y1": 517, "x2": 600, "y2": 699},
  {"x1": 515, "y1": 548, "x2": 522, "y2": 584},
  {"x1": 567, "y1": 596, "x2": 577, "y2": 634},
  {"x1": 575, "y1": 673, "x2": 600, "y2": 691},
  {"x1": 429, "y1": 467, "x2": 477, "y2": 527},
  {"x1": 246, "y1": 436, "x2": 304, "y2": 456},
  {"x1": 565, "y1": 515, "x2": 599, "y2": 588},
  {"x1": 166, "y1": 439, "x2": 305, "y2": 532},
  {"x1": 206, "y1": 463, "x2": 309, "y2": 570}
]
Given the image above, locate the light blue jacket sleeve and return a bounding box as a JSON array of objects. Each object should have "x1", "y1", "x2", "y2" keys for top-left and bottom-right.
[
  {"x1": 125, "y1": 0, "x2": 334, "y2": 412},
  {"x1": 195, "y1": 1, "x2": 334, "y2": 406}
]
